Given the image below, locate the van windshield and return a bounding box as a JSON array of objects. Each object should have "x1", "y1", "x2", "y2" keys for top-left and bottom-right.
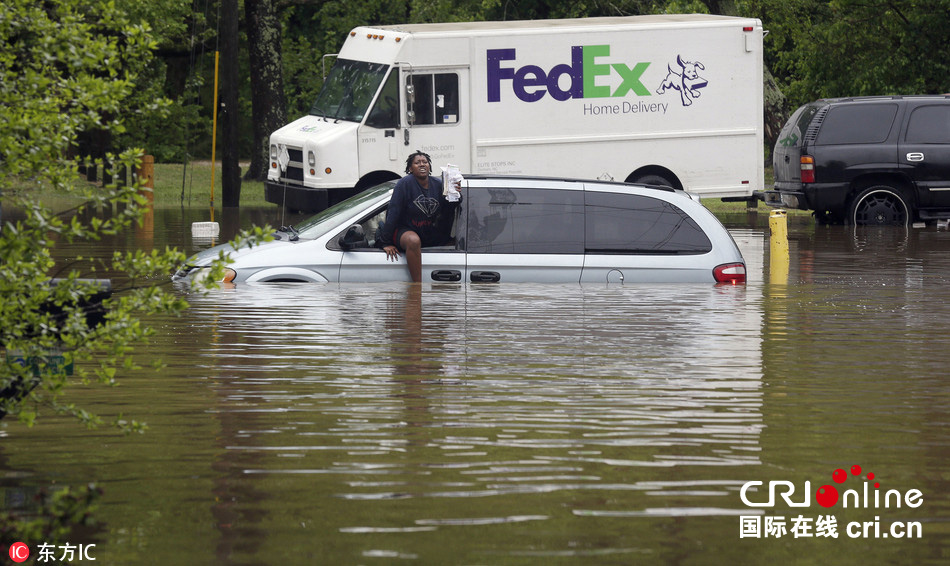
[
  {"x1": 295, "y1": 182, "x2": 395, "y2": 240},
  {"x1": 310, "y1": 59, "x2": 389, "y2": 123}
]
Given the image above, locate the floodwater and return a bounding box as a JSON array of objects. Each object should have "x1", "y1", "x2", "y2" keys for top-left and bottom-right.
[{"x1": 2, "y1": 205, "x2": 949, "y2": 565}]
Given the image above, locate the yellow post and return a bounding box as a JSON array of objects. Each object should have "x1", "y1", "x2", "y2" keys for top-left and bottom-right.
[
  {"x1": 210, "y1": 50, "x2": 220, "y2": 214},
  {"x1": 769, "y1": 209, "x2": 789, "y2": 284},
  {"x1": 136, "y1": 154, "x2": 155, "y2": 198},
  {"x1": 135, "y1": 154, "x2": 155, "y2": 247}
]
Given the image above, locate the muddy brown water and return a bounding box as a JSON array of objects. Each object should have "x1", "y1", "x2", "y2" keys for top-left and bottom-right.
[{"x1": 1, "y1": 205, "x2": 948, "y2": 564}]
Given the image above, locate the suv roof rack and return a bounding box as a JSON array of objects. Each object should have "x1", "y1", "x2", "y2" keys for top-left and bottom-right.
[{"x1": 820, "y1": 94, "x2": 950, "y2": 104}]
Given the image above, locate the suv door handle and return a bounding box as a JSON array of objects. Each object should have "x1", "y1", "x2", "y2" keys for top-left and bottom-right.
[
  {"x1": 906, "y1": 152, "x2": 925, "y2": 162},
  {"x1": 470, "y1": 271, "x2": 501, "y2": 283},
  {"x1": 430, "y1": 270, "x2": 461, "y2": 282}
]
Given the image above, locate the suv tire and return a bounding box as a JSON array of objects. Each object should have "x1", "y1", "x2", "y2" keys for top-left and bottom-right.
[{"x1": 848, "y1": 185, "x2": 910, "y2": 226}]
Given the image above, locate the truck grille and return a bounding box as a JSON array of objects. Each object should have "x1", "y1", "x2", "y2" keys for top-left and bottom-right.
[{"x1": 279, "y1": 146, "x2": 305, "y2": 185}]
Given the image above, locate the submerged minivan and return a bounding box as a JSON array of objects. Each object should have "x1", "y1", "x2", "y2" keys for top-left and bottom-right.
[
  {"x1": 175, "y1": 176, "x2": 746, "y2": 284},
  {"x1": 770, "y1": 95, "x2": 950, "y2": 225}
]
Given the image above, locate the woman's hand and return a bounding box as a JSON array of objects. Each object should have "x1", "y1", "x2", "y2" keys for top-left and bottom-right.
[{"x1": 383, "y1": 245, "x2": 400, "y2": 261}]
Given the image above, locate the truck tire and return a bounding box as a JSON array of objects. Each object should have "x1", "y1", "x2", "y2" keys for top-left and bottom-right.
[
  {"x1": 848, "y1": 185, "x2": 911, "y2": 226},
  {"x1": 634, "y1": 173, "x2": 675, "y2": 188}
]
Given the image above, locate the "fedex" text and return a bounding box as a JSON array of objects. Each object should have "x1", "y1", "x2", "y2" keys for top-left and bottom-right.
[{"x1": 486, "y1": 46, "x2": 651, "y2": 103}]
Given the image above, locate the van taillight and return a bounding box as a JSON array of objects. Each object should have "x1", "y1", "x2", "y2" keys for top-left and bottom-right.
[
  {"x1": 800, "y1": 155, "x2": 815, "y2": 183},
  {"x1": 713, "y1": 263, "x2": 746, "y2": 284}
]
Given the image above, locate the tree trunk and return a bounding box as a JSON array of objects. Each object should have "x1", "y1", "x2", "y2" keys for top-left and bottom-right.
[
  {"x1": 220, "y1": 0, "x2": 242, "y2": 207},
  {"x1": 244, "y1": 0, "x2": 287, "y2": 182}
]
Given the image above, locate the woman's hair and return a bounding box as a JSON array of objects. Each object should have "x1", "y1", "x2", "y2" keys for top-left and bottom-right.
[{"x1": 405, "y1": 150, "x2": 432, "y2": 174}]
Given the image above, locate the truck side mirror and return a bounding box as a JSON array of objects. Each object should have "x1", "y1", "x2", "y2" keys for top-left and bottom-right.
[
  {"x1": 405, "y1": 82, "x2": 415, "y2": 126},
  {"x1": 338, "y1": 224, "x2": 366, "y2": 250}
]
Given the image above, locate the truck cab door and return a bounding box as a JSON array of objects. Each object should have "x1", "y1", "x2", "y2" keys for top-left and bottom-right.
[
  {"x1": 357, "y1": 68, "x2": 403, "y2": 182},
  {"x1": 402, "y1": 67, "x2": 471, "y2": 173}
]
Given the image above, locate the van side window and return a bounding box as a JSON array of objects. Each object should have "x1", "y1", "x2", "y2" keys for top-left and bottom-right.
[
  {"x1": 815, "y1": 104, "x2": 898, "y2": 145},
  {"x1": 585, "y1": 192, "x2": 711, "y2": 254},
  {"x1": 906, "y1": 106, "x2": 950, "y2": 144},
  {"x1": 365, "y1": 70, "x2": 399, "y2": 129},
  {"x1": 408, "y1": 73, "x2": 459, "y2": 125},
  {"x1": 466, "y1": 188, "x2": 584, "y2": 254}
]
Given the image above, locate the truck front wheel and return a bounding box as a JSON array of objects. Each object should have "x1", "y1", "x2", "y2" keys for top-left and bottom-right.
[{"x1": 848, "y1": 185, "x2": 911, "y2": 226}]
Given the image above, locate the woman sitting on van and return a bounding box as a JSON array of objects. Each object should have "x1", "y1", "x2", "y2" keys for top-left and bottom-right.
[{"x1": 379, "y1": 151, "x2": 461, "y2": 282}]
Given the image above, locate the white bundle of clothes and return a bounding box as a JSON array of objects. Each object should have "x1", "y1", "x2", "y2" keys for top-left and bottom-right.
[{"x1": 441, "y1": 164, "x2": 463, "y2": 202}]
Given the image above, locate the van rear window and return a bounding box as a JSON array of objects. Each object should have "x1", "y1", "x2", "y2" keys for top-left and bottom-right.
[
  {"x1": 815, "y1": 104, "x2": 898, "y2": 145},
  {"x1": 584, "y1": 192, "x2": 711, "y2": 254}
]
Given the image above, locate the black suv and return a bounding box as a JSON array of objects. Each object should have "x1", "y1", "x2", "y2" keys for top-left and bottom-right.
[{"x1": 769, "y1": 95, "x2": 950, "y2": 225}]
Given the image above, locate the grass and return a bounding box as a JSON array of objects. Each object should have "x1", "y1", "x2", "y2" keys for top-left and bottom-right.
[
  {"x1": 1, "y1": 161, "x2": 267, "y2": 210},
  {"x1": 153, "y1": 161, "x2": 268, "y2": 208},
  {"x1": 156, "y1": 162, "x2": 811, "y2": 217},
  {"x1": 11, "y1": 160, "x2": 811, "y2": 219}
]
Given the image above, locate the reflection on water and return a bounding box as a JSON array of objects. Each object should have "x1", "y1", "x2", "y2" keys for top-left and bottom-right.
[{"x1": 0, "y1": 208, "x2": 948, "y2": 564}]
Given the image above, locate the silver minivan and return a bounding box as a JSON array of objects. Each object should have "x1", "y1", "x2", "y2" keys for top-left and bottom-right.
[{"x1": 174, "y1": 176, "x2": 746, "y2": 284}]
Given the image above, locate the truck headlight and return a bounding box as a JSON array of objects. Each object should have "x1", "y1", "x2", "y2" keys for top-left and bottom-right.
[
  {"x1": 308, "y1": 151, "x2": 316, "y2": 167},
  {"x1": 270, "y1": 144, "x2": 278, "y2": 159}
]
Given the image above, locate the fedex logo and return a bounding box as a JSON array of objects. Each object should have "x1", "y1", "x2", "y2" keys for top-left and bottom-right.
[{"x1": 487, "y1": 46, "x2": 650, "y2": 103}]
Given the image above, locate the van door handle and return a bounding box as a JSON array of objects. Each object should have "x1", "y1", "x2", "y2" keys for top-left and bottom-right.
[
  {"x1": 907, "y1": 152, "x2": 925, "y2": 162},
  {"x1": 470, "y1": 271, "x2": 501, "y2": 283},
  {"x1": 430, "y1": 270, "x2": 461, "y2": 282}
]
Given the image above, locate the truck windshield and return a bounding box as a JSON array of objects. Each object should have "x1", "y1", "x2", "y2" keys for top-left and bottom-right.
[{"x1": 310, "y1": 59, "x2": 389, "y2": 123}]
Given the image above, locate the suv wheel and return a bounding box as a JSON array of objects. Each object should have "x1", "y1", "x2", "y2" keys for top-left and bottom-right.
[{"x1": 848, "y1": 185, "x2": 910, "y2": 226}]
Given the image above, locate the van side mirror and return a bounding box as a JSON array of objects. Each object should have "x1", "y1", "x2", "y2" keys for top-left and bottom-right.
[{"x1": 338, "y1": 224, "x2": 366, "y2": 250}]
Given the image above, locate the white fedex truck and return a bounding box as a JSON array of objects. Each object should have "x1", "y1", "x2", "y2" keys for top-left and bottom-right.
[{"x1": 266, "y1": 14, "x2": 765, "y2": 212}]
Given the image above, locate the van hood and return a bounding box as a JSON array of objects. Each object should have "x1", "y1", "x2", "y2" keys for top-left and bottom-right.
[
  {"x1": 270, "y1": 115, "x2": 358, "y2": 147},
  {"x1": 185, "y1": 239, "x2": 289, "y2": 269}
]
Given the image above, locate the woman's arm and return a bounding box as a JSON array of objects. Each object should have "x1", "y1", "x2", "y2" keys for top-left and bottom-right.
[{"x1": 378, "y1": 180, "x2": 407, "y2": 246}]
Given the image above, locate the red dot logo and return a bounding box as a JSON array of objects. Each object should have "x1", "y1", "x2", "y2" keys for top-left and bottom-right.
[
  {"x1": 9, "y1": 542, "x2": 30, "y2": 563},
  {"x1": 832, "y1": 468, "x2": 847, "y2": 484},
  {"x1": 815, "y1": 485, "x2": 839, "y2": 508}
]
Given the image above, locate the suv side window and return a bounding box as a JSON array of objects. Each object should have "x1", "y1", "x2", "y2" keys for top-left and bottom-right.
[
  {"x1": 466, "y1": 187, "x2": 584, "y2": 254},
  {"x1": 906, "y1": 105, "x2": 950, "y2": 144},
  {"x1": 585, "y1": 191, "x2": 712, "y2": 254},
  {"x1": 778, "y1": 102, "x2": 820, "y2": 147},
  {"x1": 815, "y1": 103, "x2": 898, "y2": 145}
]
